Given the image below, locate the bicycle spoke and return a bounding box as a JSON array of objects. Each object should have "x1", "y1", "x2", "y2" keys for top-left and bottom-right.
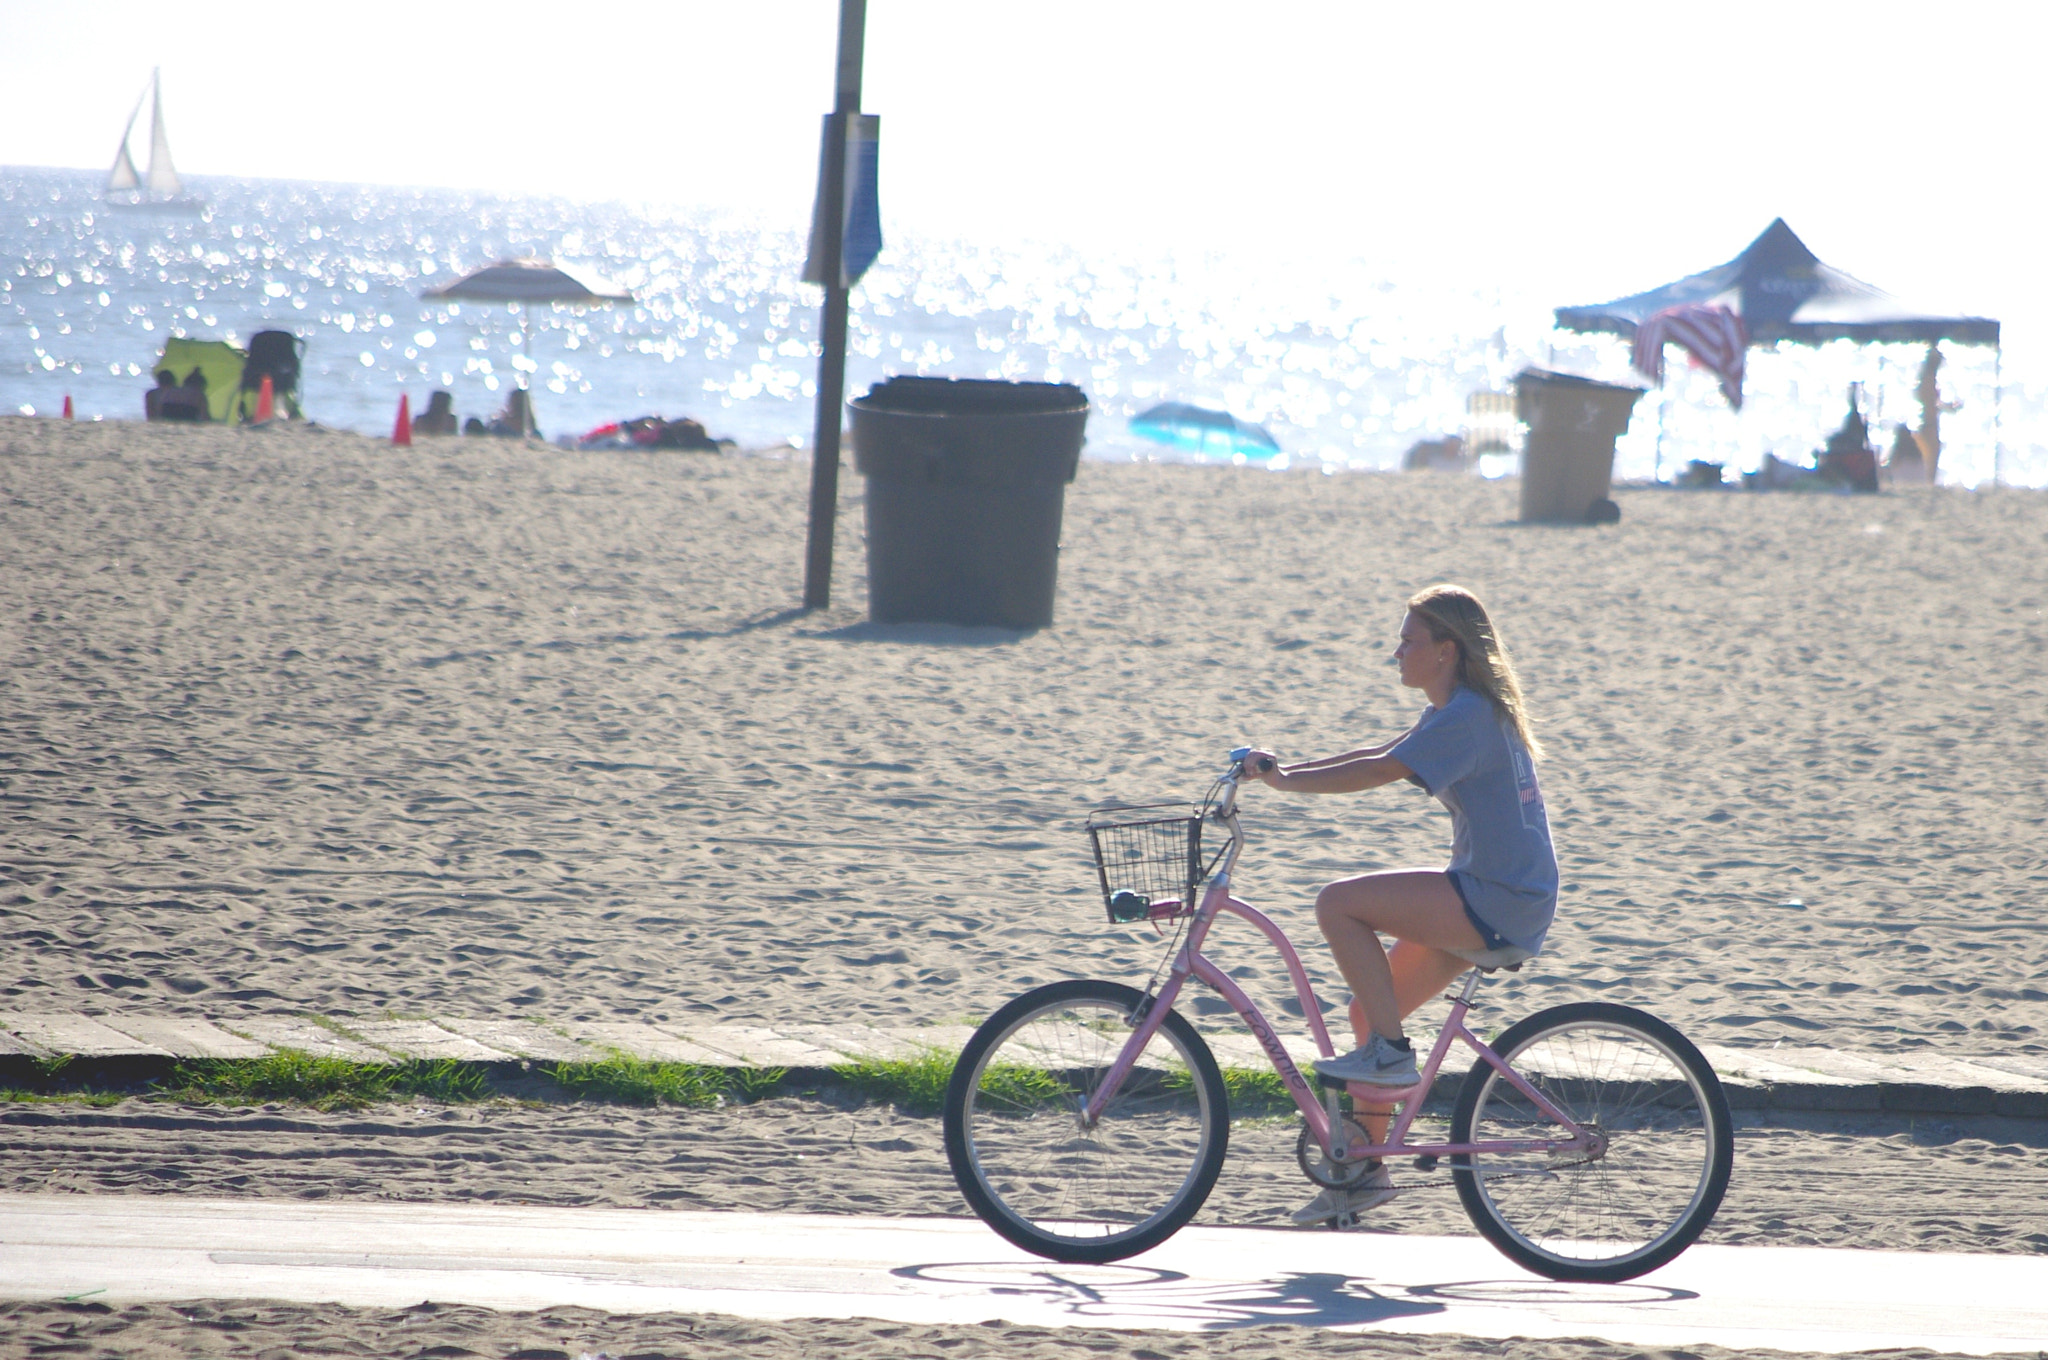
[
  {"x1": 1453, "y1": 1003, "x2": 1732, "y2": 1281},
  {"x1": 945, "y1": 981, "x2": 1229, "y2": 1261}
]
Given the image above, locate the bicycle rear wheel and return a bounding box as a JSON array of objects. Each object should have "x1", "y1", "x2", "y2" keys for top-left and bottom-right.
[
  {"x1": 1451, "y1": 1002, "x2": 1733, "y2": 1282},
  {"x1": 943, "y1": 979, "x2": 1229, "y2": 1263}
]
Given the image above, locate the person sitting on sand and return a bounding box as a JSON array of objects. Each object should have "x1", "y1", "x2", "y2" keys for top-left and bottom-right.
[
  {"x1": 488, "y1": 388, "x2": 539, "y2": 440},
  {"x1": 1241, "y1": 584, "x2": 1557, "y2": 1226},
  {"x1": 148, "y1": 368, "x2": 206, "y2": 422},
  {"x1": 1818, "y1": 391, "x2": 1878, "y2": 493},
  {"x1": 179, "y1": 368, "x2": 212, "y2": 422},
  {"x1": 413, "y1": 390, "x2": 458, "y2": 436},
  {"x1": 144, "y1": 370, "x2": 176, "y2": 421}
]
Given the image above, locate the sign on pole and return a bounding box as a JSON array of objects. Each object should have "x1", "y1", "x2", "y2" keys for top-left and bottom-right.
[{"x1": 804, "y1": 115, "x2": 881, "y2": 290}]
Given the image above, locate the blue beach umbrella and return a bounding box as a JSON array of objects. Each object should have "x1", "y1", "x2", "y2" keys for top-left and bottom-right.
[{"x1": 1129, "y1": 402, "x2": 1281, "y2": 460}]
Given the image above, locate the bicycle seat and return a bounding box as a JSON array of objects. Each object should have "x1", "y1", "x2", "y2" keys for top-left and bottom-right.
[{"x1": 1449, "y1": 943, "x2": 1534, "y2": 971}]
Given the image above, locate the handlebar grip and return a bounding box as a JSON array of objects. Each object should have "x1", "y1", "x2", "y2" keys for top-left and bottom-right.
[{"x1": 1253, "y1": 756, "x2": 1275, "y2": 774}]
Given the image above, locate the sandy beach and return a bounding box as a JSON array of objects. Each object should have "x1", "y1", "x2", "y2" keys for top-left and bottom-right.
[
  {"x1": 2, "y1": 415, "x2": 2043, "y2": 1048},
  {"x1": 3, "y1": 415, "x2": 2046, "y2": 1359},
  {"x1": 10, "y1": 1299, "x2": 2029, "y2": 1360}
]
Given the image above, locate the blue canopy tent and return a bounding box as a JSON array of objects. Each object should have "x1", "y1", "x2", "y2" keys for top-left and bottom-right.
[
  {"x1": 1556, "y1": 218, "x2": 1998, "y2": 346},
  {"x1": 1554, "y1": 219, "x2": 2002, "y2": 480}
]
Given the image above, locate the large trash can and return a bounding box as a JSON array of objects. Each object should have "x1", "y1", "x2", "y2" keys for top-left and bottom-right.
[
  {"x1": 849, "y1": 376, "x2": 1089, "y2": 628},
  {"x1": 1513, "y1": 368, "x2": 1645, "y2": 523}
]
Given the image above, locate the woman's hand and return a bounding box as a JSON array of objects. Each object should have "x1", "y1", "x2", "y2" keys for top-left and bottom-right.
[{"x1": 1240, "y1": 748, "x2": 1282, "y2": 787}]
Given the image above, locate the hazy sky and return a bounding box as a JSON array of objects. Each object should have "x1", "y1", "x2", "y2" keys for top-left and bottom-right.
[{"x1": 1, "y1": 1, "x2": 2039, "y2": 334}]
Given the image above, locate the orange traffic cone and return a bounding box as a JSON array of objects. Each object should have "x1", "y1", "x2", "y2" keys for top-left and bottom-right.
[
  {"x1": 62, "y1": 394, "x2": 74, "y2": 419},
  {"x1": 253, "y1": 374, "x2": 275, "y2": 424},
  {"x1": 392, "y1": 393, "x2": 412, "y2": 446}
]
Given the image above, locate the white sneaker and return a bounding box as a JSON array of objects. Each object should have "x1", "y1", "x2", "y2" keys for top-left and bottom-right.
[
  {"x1": 1290, "y1": 1164, "x2": 1398, "y2": 1225},
  {"x1": 1312, "y1": 1033, "x2": 1419, "y2": 1087}
]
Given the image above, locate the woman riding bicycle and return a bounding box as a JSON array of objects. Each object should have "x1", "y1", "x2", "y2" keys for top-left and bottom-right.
[{"x1": 1243, "y1": 583, "x2": 1557, "y2": 1224}]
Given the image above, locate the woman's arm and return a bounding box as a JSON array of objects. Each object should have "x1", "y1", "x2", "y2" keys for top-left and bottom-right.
[
  {"x1": 1268, "y1": 751, "x2": 1415, "y2": 794},
  {"x1": 1241, "y1": 745, "x2": 1416, "y2": 794}
]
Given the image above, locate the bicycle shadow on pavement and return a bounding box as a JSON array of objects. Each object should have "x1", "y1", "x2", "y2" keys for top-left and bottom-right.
[
  {"x1": 1181, "y1": 1273, "x2": 1698, "y2": 1331},
  {"x1": 894, "y1": 1261, "x2": 1696, "y2": 1331},
  {"x1": 1406, "y1": 1278, "x2": 1699, "y2": 1306},
  {"x1": 893, "y1": 1261, "x2": 1443, "y2": 1329}
]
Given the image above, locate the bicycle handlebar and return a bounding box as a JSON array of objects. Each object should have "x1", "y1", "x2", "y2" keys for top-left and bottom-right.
[
  {"x1": 1214, "y1": 747, "x2": 1271, "y2": 835},
  {"x1": 1225, "y1": 747, "x2": 1275, "y2": 780}
]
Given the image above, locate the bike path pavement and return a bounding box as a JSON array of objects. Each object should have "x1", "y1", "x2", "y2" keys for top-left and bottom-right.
[
  {"x1": 4, "y1": 1011, "x2": 2045, "y2": 1118},
  {"x1": 3, "y1": 1194, "x2": 2044, "y2": 1355}
]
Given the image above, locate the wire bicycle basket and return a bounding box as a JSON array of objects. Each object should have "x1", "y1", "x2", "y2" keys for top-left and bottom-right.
[{"x1": 1085, "y1": 804, "x2": 1203, "y2": 924}]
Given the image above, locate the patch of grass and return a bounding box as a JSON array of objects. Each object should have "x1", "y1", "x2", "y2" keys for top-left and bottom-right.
[
  {"x1": 1163, "y1": 1064, "x2": 1297, "y2": 1116},
  {"x1": 0, "y1": 1088, "x2": 123, "y2": 1107},
  {"x1": 725, "y1": 1064, "x2": 791, "y2": 1102},
  {"x1": 977, "y1": 1061, "x2": 1065, "y2": 1109},
  {"x1": 162, "y1": 1051, "x2": 490, "y2": 1111},
  {"x1": 1217, "y1": 1066, "x2": 1295, "y2": 1115},
  {"x1": 545, "y1": 1052, "x2": 761, "y2": 1108},
  {"x1": 388, "y1": 1058, "x2": 492, "y2": 1103},
  {"x1": 830, "y1": 1049, "x2": 957, "y2": 1114},
  {"x1": 166, "y1": 1051, "x2": 393, "y2": 1110}
]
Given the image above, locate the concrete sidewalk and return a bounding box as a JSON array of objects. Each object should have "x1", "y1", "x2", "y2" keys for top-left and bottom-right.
[
  {"x1": 3, "y1": 1010, "x2": 2044, "y2": 1118},
  {"x1": 8, "y1": 1195, "x2": 2048, "y2": 1353}
]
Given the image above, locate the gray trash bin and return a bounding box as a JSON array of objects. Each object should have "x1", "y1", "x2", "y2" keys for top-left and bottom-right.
[
  {"x1": 1514, "y1": 368, "x2": 1645, "y2": 524},
  {"x1": 849, "y1": 377, "x2": 1088, "y2": 628}
]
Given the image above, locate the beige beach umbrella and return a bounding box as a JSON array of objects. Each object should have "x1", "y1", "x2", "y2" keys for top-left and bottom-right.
[{"x1": 421, "y1": 258, "x2": 633, "y2": 435}]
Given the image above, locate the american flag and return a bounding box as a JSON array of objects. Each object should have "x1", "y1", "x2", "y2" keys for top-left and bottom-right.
[{"x1": 1631, "y1": 304, "x2": 1749, "y2": 410}]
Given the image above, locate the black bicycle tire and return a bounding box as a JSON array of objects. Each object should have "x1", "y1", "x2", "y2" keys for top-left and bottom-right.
[
  {"x1": 942, "y1": 979, "x2": 1230, "y2": 1264},
  {"x1": 1450, "y1": 1001, "x2": 1734, "y2": 1282}
]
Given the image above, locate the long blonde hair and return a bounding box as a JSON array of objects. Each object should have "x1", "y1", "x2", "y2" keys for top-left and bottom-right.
[{"x1": 1407, "y1": 584, "x2": 1544, "y2": 760}]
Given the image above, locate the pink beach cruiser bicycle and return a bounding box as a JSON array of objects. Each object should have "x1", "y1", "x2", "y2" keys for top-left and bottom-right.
[{"x1": 942, "y1": 749, "x2": 1732, "y2": 1281}]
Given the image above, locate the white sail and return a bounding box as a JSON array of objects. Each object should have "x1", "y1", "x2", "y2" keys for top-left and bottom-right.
[
  {"x1": 106, "y1": 89, "x2": 144, "y2": 192},
  {"x1": 144, "y1": 68, "x2": 182, "y2": 196}
]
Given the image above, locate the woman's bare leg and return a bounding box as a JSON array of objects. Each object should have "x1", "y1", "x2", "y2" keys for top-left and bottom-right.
[
  {"x1": 1347, "y1": 940, "x2": 1476, "y2": 1048},
  {"x1": 1315, "y1": 869, "x2": 1485, "y2": 1149},
  {"x1": 1348, "y1": 939, "x2": 1474, "y2": 1143},
  {"x1": 1315, "y1": 869, "x2": 1483, "y2": 1040}
]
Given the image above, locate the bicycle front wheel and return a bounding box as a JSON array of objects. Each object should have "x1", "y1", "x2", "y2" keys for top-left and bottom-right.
[
  {"x1": 1451, "y1": 1002, "x2": 1733, "y2": 1282},
  {"x1": 942, "y1": 979, "x2": 1229, "y2": 1263}
]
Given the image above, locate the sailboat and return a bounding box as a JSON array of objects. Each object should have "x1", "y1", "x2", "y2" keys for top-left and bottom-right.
[{"x1": 105, "y1": 68, "x2": 207, "y2": 215}]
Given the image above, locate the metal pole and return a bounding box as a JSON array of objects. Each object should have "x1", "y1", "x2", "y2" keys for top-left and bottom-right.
[
  {"x1": 520, "y1": 308, "x2": 534, "y2": 438},
  {"x1": 1653, "y1": 378, "x2": 1666, "y2": 482},
  {"x1": 802, "y1": 0, "x2": 868, "y2": 611},
  {"x1": 1993, "y1": 341, "x2": 2003, "y2": 488}
]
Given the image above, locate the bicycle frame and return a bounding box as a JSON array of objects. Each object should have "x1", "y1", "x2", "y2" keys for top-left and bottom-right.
[{"x1": 1084, "y1": 766, "x2": 1596, "y2": 1167}]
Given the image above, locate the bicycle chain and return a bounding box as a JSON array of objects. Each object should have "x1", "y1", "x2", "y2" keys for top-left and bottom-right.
[
  {"x1": 1380, "y1": 1155, "x2": 1599, "y2": 1196},
  {"x1": 1298, "y1": 1144, "x2": 1599, "y2": 1198}
]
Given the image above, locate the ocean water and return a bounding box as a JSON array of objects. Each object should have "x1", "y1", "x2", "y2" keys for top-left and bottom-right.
[{"x1": 4, "y1": 167, "x2": 2042, "y2": 486}]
